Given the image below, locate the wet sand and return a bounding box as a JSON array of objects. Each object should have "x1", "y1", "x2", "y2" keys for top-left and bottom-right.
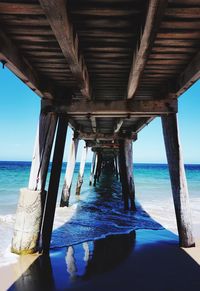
[{"x1": 2, "y1": 229, "x2": 200, "y2": 291}]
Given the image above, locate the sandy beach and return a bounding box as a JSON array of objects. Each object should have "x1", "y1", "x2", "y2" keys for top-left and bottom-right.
[{"x1": 1, "y1": 226, "x2": 200, "y2": 291}]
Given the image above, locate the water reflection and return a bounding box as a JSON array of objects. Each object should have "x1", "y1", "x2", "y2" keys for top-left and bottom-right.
[
  {"x1": 8, "y1": 230, "x2": 200, "y2": 291},
  {"x1": 9, "y1": 231, "x2": 135, "y2": 290},
  {"x1": 65, "y1": 246, "x2": 77, "y2": 280},
  {"x1": 83, "y1": 231, "x2": 135, "y2": 279}
]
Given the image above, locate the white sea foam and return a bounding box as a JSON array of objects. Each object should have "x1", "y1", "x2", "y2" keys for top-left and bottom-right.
[
  {"x1": 0, "y1": 214, "x2": 18, "y2": 267},
  {"x1": 0, "y1": 214, "x2": 15, "y2": 224},
  {"x1": 0, "y1": 244, "x2": 18, "y2": 267},
  {"x1": 0, "y1": 206, "x2": 78, "y2": 268}
]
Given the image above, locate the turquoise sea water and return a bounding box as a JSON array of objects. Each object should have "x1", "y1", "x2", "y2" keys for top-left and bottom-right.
[{"x1": 0, "y1": 161, "x2": 200, "y2": 263}]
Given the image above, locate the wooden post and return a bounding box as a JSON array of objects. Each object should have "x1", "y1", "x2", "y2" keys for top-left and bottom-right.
[
  {"x1": 60, "y1": 133, "x2": 79, "y2": 207},
  {"x1": 114, "y1": 154, "x2": 119, "y2": 180},
  {"x1": 161, "y1": 114, "x2": 195, "y2": 248},
  {"x1": 11, "y1": 111, "x2": 57, "y2": 255},
  {"x1": 76, "y1": 144, "x2": 88, "y2": 195},
  {"x1": 119, "y1": 139, "x2": 136, "y2": 211},
  {"x1": 28, "y1": 111, "x2": 58, "y2": 192},
  {"x1": 89, "y1": 151, "x2": 96, "y2": 186},
  {"x1": 96, "y1": 152, "x2": 103, "y2": 182},
  {"x1": 93, "y1": 152, "x2": 99, "y2": 186},
  {"x1": 41, "y1": 116, "x2": 68, "y2": 254}
]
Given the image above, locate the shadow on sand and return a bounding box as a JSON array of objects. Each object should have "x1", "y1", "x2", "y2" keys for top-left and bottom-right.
[{"x1": 8, "y1": 228, "x2": 200, "y2": 291}]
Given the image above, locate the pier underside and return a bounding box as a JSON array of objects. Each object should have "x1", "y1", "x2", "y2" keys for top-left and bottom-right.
[{"x1": 0, "y1": 0, "x2": 199, "y2": 252}]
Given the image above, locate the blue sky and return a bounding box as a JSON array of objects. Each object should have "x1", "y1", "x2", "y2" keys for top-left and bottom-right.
[{"x1": 0, "y1": 67, "x2": 199, "y2": 163}]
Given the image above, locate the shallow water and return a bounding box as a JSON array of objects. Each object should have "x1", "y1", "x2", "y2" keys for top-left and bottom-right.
[{"x1": 0, "y1": 161, "x2": 200, "y2": 266}]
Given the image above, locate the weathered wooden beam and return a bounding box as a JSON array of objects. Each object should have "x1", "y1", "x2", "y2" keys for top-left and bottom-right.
[
  {"x1": 92, "y1": 144, "x2": 120, "y2": 150},
  {"x1": 76, "y1": 144, "x2": 88, "y2": 195},
  {"x1": 89, "y1": 152, "x2": 96, "y2": 186},
  {"x1": 11, "y1": 111, "x2": 58, "y2": 255},
  {"x1": 28, "y1": 112, "x2": 57, "y2": 191},
  {"x1": 114, "y1": 154, "x2": 119, "y2": 180},
  {"x1": 93, "y1": 152, "x2": 102, "y2": 186},
  {"x1": 42, "y1": 99, "x2": 177, "y2": 117},
  {"x1": 39, "y1": 0, "x2": 91, "y2": 99},
  {"x1": 161, "y1": 114, "x2": 195, "y2": 248},
  {"x1": 127, "y1": 0, "x2": 167, "y2": 99},
  {"x1": 165, "y1": 7, "x2": 200, "y2": 18},
  {"x1": 41, "y1": 116, "x2": 68, "y2": 253},
  {"x1": 0, "y1": 3, "x2": 43, "y2": 14},
  {"x1": 60, "y1": 133, "x2": 79, "y2": 207},
  {"x1": 91, "y1": 116, "x2": 97, "y2": 133},
  {"x1": 78, "y1": 132, "x2": 137, "y2": 141},
  {"x1": 176, "y1": 51, "x2": 200, "y2": 97},
  {"x1": 0, "y1": 29, "x2": 68, "y2": 100},
  {"x1": 119, "y1": 139, "x2": 135, "y2": 210},
  {"x1": 114, "y1": 119, "x2": 124, "y2": 133},
  {"x1": 70, "y1": 7, "x2": 141, "y2": 17}
]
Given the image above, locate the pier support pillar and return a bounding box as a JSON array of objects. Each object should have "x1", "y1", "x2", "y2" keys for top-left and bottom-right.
[
  {"x1": 114, "y1": 154, "x2": 119, "y2": 180},
  {"x1": 89, "y1": 152, "x2": 97, "y2": 186},
  {"x1": 60, "y1": 132, "x2": 79, "y2": 207},
  {"x1": 93, "y1": 152, "x2": 102, "y2": 186},
  {"x1": 119, "y1": 139, "x2": 136, "y2": 211},
  {"x1": 76, "y1": 143, "x2": 88, "y2": 195},
  {"x1": 162, "y1": 114, "x2": 195, "y2": 248},
  {"x1": 11, "y1": 111, "x2": 58, "y2": 254},
  {"x1": 42, "y1": 116, "x2": 68, "y2": 253}
]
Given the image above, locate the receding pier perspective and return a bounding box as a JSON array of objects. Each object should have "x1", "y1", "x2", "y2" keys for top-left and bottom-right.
[{"x1": 0, "y1": 0, "x2": 200, "y2": 290}]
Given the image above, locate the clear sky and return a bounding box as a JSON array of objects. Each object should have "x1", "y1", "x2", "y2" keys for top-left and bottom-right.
[{"x1": 0, "y1": 67, "x2": 199, "y2": 163}]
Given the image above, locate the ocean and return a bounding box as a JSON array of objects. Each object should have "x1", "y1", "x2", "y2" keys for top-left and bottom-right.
[{"x1": 0, "y1": 161, "x2": 200, "y2": 266}]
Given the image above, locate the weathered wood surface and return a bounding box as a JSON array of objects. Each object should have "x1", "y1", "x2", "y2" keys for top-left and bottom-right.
[
  {"x1": 76, "y1": 145, "x2": 88, "y2": 195},
  {"x1": 11, "y1": 112, "x2": 58, "y2": 255},
  {"x1": 0, "y1": 0, "x2": 199, "y2": 144},
  {"x1": 119, "y1": 139, "x2": 135, "y2": 210},
  {"x1": 60, "y1": 135, "x2": 79, "y2": 207},
  {"x1": 39, "y1": 0, "x2": 91, "y2": 99},
  {"x1": 91, "y1": 116, "x2": 97, "y2": 133},
  {"x1": 89, "y1": 152, "x2": 96, "y2": 186},
  {"x1": 127, "y1": 0, "x2": 167, "y2": 99},
  {"x1": 41, "y1": 116, "x2": 68, "y2": 253},
  {"x1": 93, "y1": 152, "x2": 102, "y2": 186},
  {"x1": 42, "y1": 99, "x2": 178, "y2": 117},
  {"x1": 28, "y1": 112, "x2": 57, "y2": 191},
  {"x1": 114, "y1": 155, "x2": 119, "y2": 180},
  {"x1": 11, "y1": 188, "x2": 45, "y2": 255},
  {"x1": 161, "y1": 114, "x2": 195, "y2": 248}
]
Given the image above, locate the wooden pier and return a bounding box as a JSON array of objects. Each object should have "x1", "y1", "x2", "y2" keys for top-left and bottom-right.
[{"x1": 0, "y1": 0, "x2": 199, "y2": 253}]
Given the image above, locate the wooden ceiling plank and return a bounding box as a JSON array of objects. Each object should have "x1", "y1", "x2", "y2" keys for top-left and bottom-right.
[
  {"x1": 127, "y1": 0, "x2": 167, "y2": 99},
  {"x1": 0, "y1": 3, "x2": 43, "y2": 15},
  {"x1": 165, "y1": 8, "x2": 200, "y2": 19},
  {"x1": 39, "y1": 0, "x2": 91, "y2": 99}
]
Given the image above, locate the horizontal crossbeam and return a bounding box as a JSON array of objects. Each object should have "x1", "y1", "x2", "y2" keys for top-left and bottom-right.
[
  {"x1": 42, "y1": 99, "x2": 177, "y2": 117},
  {"x1": 78, "y1": 132, "x2": 137, "y2": 141}
]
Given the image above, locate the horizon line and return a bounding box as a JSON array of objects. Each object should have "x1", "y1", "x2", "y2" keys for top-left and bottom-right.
[{"x1": 0, "y1": 160, "x2": 200, "y2": 166}]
